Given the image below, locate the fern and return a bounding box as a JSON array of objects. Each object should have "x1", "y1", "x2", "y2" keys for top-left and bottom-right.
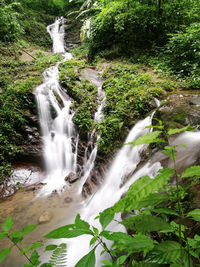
[{"x1": 48, "y1": 244, "x2": 67, "y2": 267}]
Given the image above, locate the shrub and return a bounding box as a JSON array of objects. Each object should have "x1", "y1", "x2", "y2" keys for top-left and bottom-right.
[{"x1": 166, "y1": 23, "x2": 200, "y2": 77}]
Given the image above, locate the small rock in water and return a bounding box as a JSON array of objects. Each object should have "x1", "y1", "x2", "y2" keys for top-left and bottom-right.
[
  {"x1": 65, "y1": 172, "x2": 78, "y2": 184},
  {"x1": 39, "y1": 211, "x2": 52, "y2": 223}
]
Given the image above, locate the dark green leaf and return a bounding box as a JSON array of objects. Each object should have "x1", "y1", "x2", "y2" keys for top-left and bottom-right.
[
  {"x1": 0, "y1": 247, "x2": 12, "y2": 263},
  {"x1": 30, "y1": 250, "x2": 40, "y2": 266},
  {"x1": 121, "y1": 214, "x2": 171, "y2": 233},
  {"x1": 152, "y1": 208, "x2": 178, "y2": 216},
  {"x1": 75, "y1": 247, "x2": 96, "y2": 267},
  {"x1": 110, "y1": 233, "x2": 154, "y2": 253},
  {"x1": 146, "y1": 241, "x2": 181, "y2": 264},
  {"x1": 2, "y1": 217, "x2": 14, "y2": 232},
  {"x1": 10, "y1": 231, "x2": 23, "y2": 243}
]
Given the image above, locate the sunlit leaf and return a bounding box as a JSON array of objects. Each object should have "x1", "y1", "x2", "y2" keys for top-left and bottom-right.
[
  {"x1": 187, "y1": 209, "x2": 200, "y2": 221},
  {"x1": 2, "y1": 217, "x2": 14, "y2": 232},
  {"x1": 75, "y1": 247, "x2": 96, "y2": 267},
  {"x1": 181, "y1": 166, "x2": 200, "y2": 178},
  {"x1": 0, "y1": 247, "x2": 12, "y2": 263}
]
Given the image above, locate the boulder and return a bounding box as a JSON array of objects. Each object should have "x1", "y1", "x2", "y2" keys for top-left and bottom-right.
[
  {"x1": 39, "y1": 211, "x2": 52, "y2": 223},
  {"x1": 65, "y1": 172, "x2": 79, "y2": 184}
]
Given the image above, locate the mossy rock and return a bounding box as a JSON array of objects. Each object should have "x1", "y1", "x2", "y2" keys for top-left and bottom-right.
[{"x1": 154, "y1": 94, "x2": 200, "y2": 130}]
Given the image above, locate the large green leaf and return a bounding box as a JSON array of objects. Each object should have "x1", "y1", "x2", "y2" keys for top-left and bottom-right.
[
  {"x1": 75, "y1": 247, "x2": 96, "y2": 267},
  {"x1": 152, "y1": 208, "x2": 178, "y2": 216},
  {"x1": 168, "y1": 126, "x2": 193, "y2": 136},
  {"x1": 146, "y1": 241, "x2": 181, "y2": 264},
  {"x1": 0, "y1": 247, "x2": 12, "y2": 263},
  {"x1": 45, "y1": 214, "x2": 93, "y2": 239},
  {"x1": 181, "y1": 166, "x2": 200, "y2": 178},
  {"x1": 45, "y1": 223, "x2": 93, "y2": 239},
  {"x1": 102, "y1": 168, "x2": 173, "y2": 215},
  {"x1": 121, "y1": 214, "x2": 171, "y2": 233},
  {"x1": 127, "y1": 131, "x2": 164, "y2": 147},
  {"x1": 109, "y1": 233, "x2": 154, "y2": 254},
  {"x1": 75, "y1": 214, "x2": 90, "y2": 230},
  {"x1": 137, "y1": 193, "x2": 169, "y2": 208},
  {"x1": 10, "y1": 230, "x2": 23, "y2": 243},
  {"x1": 99, "y1": 212, "x2": 114, "y2": 230},
  {"x1": 187, "y1": 209, "x2": 200, "y2": 221},
  {"x1": 2, "y1": 217, "x2": 14, "y2": 232}
]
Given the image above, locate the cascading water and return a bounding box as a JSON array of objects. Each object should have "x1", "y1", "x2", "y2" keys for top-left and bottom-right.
[
  {"x1": 36, "y1": 18, "x2": 78, "y2": 195},
  {"x1": 37, "y1": 18, "x2": 163, "y2": 265},
  {"x1": 79, "y1": 69, "x2": 106, "y2": 191},
  {"x1": 66, "y1": 112, "x2": 162, "y2": 266}
]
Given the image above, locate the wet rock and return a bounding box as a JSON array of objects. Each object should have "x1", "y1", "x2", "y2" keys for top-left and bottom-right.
[
  {"x1": 64, "y1": 197, "x2": 73, "y2": 203},
  {"x1": 24, "y1": 183, "x2": 46, "y2": 192},
  {"x1": 82, "y1": 182, "x2": 92, "y2": 198},
  {"x1": 65, "y1": 172, "x2": 79, "y2": 184},
  {"x1": 39, "y1": 211, "x2": 52, "y2": 223}
]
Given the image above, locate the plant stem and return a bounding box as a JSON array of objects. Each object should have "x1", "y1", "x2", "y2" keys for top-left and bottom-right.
[
  {"x1": 97, "y1": 235, "x2": 115, "y2": 261},
  {"x1": 7, "y1": 235, "x2": 32, "y2": 264}
]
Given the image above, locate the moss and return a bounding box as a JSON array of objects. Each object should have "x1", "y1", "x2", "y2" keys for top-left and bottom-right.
[
  {"x1": 59, "y1": 58, "x2": 98, "y2": 139},
  {"x1": 156, "y1": 107, "x2": 187, "y2": 130},
  {"x1": 97, "y1": 62, "x2": 165, "y2": 156}
]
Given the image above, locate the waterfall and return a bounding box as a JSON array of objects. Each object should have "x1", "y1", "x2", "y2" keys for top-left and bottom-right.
[
  {"x1": 66, "y1": 113, "x2": 162, "y2": 266},
  {"x1": 36, "y1": 18, "x2": 78, "y2": 195},
  {"x1": 38, "y1": 17, "x2": 162, "y2": 265}
]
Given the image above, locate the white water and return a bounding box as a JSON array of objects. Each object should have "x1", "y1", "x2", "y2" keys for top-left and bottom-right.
[
  {"x1": 66, "y1": 113, "x2": 162, "y2": 266},
  {"x1": 36, "y1": 18, "x2": 78, "y2": 195},
  {"x1": 77, "y1": 67, "x2": 107, "y2": 191},
  {"x1": 37, "y1": 18, "x2": 164, "y2": 266}
]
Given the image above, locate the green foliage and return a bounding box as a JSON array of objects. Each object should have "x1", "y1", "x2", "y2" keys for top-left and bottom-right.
[
  {"x1": 45, "y1": 214, "x2": 93, "y2": 239},
  {"x1": 75, "y1": 247, "x2": 96, "y2": 267},
  {"x1": 59, "y1": 58, "x2": 98, "y2": 138},
  {"x1": 166, "y1": 23, "x2": 200, "y2": 78},
  {"x1": 187, "y1": 209, "x2": 200, "y2": 222},
  {"x1": 96, "y1": 63, "x2": 164, "y2": 155},
  {"x1": 0, "y1": 124, "x2": 200, "y2": 266},
  {"x1": 181, "y1": 166, "x2": 200, "y2": 178},
  {"x1": 86, "y1": 0, "x2": 200, "y2": 60},
  {"x1": 128, "y1": 131, "x2": 164, "y2": 147},
  {"x1": 0, "y1": 1, "x2": 23, "y2": 42},
  {"x1": 47, "y1": 243, "x2": 67, "y2": 267},
  {"x1": 146, "y1": 241, "x2": 182, "y2": 264}
]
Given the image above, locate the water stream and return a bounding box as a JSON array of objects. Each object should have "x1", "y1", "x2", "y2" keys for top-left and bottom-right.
[{"x1": 2, "y1": 17, "x2": 200, "y2": 267}]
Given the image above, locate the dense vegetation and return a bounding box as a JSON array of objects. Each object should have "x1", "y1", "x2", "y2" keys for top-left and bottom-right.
[{"x1": 0, "y1": 0, "x2": 200, "y2": 266}]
